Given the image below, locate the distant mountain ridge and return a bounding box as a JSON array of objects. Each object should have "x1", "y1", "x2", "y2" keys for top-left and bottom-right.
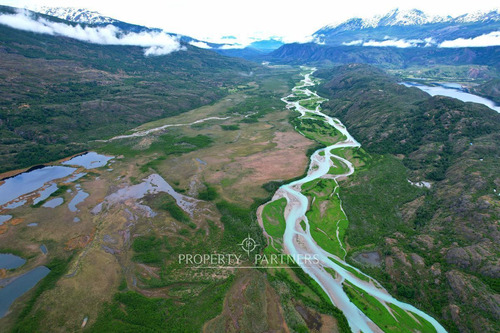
[
  {"x1": 320, "y1": 8, "x2": 500, "y2": 31},
  {"x1": 315, "y1": 8, "x2": 500, "y2": 46},
  {"x1": 0, "y1": 4, "x2": 256, "y2": 172},
  {"x1": 6, "y1": 6, "x2": 249, "y2": 52},
  {"x1": 33, "y1": 6, "x2": 284, "y2": 53},
  {"x1": 267, "y1": 43, "x2": 500, "y2": 69}
]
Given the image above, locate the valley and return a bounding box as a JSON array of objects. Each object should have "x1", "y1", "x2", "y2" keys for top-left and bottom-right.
[
  {"x1": 0, "y1": 65, "x2": 325, "y2": 332},
  {"x1": 259, "y1": 69, "x2": 446, "y2": 332},
  {"x1": 315, "y1": 64, "x2": 500, "y2": 332},
  {"x1": 0, "y1": 4, "x2": 499, "y2": 333},
  {"x1": 2, "y1": 61, "x2": 497, "y2": 332}
]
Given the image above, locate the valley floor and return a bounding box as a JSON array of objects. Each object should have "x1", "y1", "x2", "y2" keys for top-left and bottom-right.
[{"x1": 0, "y1": 64, "x2": 498, "y2": 333}]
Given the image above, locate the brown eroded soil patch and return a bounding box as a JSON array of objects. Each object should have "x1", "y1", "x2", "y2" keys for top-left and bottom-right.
[
  {"x1": 0, "y1": 218, "x2": 25, "y2": 234},
  {"x1": 319, "y1": 201, "x2": 329, "y2": 218},
  {"x1": 236, "y1": 131, "x2": 312, "y2": 184},
  {"x1": 9, "y1": 218, "x2": 24, "y2": 226},
  {"x1": 295, "y1": 304, "x2": 322, "y2": 331},
  {"x1": 65, "y1": 228, "x2": 95, "y2": 251},
  {"x1": 206, "y1": 130, "x2": 313, "y2": 204},
  {"x1": 319, "y1": 314, "x2": 340, "y2": 333},
  {"x1": 203, "y1": 269, "x2": 289, "y2": 333}
]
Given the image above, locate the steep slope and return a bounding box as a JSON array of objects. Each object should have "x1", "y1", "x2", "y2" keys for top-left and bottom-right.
[
  {"x1": 35, "y1": 6, "x2": 283, "y2": 56},
  {"x1": 30, "y1": 6, "x2": 225, "y2": 49},
  {"x1": 474, "y1": 79, "x2": 500, "y2": 104},
  {"x1": 0, "y1": 8, "x2": 256, "y2": 173},
  {"x1": 267, "y1": 43, "x2": 500, "y2": 69},
  {"x1": 319, "y1": 8, "x2": 443, "y2": 31},
  {"x1": 315, "y1": 64, "x2": 500, "y2": 332}
]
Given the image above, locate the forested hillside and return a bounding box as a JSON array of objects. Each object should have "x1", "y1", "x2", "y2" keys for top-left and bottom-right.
[
  {"x1": 0, "y1": 21, "x2": 255, "y2": 173},
  {"x1": 317, "y1": 64, "x2": 500, "y2": 332}
]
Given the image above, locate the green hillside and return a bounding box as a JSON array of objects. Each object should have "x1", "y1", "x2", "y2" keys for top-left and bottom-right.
[
  {"x1": 0, "y1": 21, "x2": 255, "y2": 172},
  {"x1": 317, "y1": 64, "x2": 500, "y2": 332}
]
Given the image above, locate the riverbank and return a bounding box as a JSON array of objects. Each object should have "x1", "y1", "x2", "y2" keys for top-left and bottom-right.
[{"x1": 259, "y1": 68, "x2": 447, "y2": 333}]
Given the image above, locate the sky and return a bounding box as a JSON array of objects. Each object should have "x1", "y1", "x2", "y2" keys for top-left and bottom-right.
[{"x1": 0, "y1": 0, "x2": 498, "y2": 43}]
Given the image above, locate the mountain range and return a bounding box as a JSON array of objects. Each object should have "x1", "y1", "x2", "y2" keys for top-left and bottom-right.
[
  {"x1": 33, "y1": 6, "x2": 284, "y2": 53},
  {"x1": 0, "y1": 5, "x2": 256, "y2": 172},
  {"x1": 36, "y1": 6, "x2": 117, "y2": 25},
  {"x1": 314, "y1": 8, "x2": 500, "y2": 46},
  {"x1": 27, "y1": 6, "x2": 500, "y2": 57},
  {"x1": 320, "y1": 8, "x2": 500, "y2": 31},
  {"x1": 0, "y1": 4, "x2": 499, "y2": 333},
  {"x1": 266, "y1": 43, "x2": 500, "y2": 70}
]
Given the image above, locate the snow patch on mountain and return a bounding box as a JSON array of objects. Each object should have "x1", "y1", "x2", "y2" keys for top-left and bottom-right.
[
  {"x1": 323, "y1": 8, "x2": 500, "y2": 31},
  {"x1": 0, "y1": 9, "x2": 184, "y2": 56},
  {"x1": 36, "y1": 6, "x2": 116, "y2": 25},
  {"x1": 454, "y1": 9, "x2": 500, "y2": 23}
]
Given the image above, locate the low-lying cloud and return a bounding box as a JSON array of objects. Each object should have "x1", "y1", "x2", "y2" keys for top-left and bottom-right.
[
  {"x1": 439, "y1": 31, "x2": 500, "y2": 48},
  {"x1": 0, "y1": 10, "x2": 185, "y2": 56},
  {"x1": 363, "y1": 38, "x2": 423, "y2": 48},
  {"x1": 342, "y1": 40, "x2": 363, "y2": 46},
  {"x1": 341, "y1": 32, "x2": 500, "y2": 49},
  {"x1": 218, "y1": 43, "x2": 246, "y2": 49},
  {"x1": 342, "y1": 38, "x2": 435, "y2": 48},
  {"x1": 188, "y1": 41, "x2": 212, "y2": 49}
]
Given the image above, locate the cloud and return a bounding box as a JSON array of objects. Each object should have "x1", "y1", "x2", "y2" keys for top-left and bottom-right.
[
  {"x1": 341, "y1": 37, "x2": 435, "y2": 48},
  {"x1": 314, "y1": 37, "x2": 326, "y2": 45},
  {"x1": 423, "y1": 37, "x2": 436, "y2": 47},
  {"x1": 342, "y1": 40, "x2": 363, "y2": 46},
  {"x1": 363, "y1": 38, "x2": 423, "y2": 48},
  {"x1": 188, "y1": 40, "x2": 212, "y2": 49},
  {"x1": 0, "y1": 10, "x2": 184, "y2": 56},
  {"x1": 281, "y1": 34, "x2": 314, "y2": 44},
  {"x1": 341, "y1": 32, "x2": 500, "y2": 49},
  {"x1": 439, "y1": 31, "x2": 500, "y2": 47},
  {"x1": 218, "y1": 43, "x2": 246, "y2": 49}
]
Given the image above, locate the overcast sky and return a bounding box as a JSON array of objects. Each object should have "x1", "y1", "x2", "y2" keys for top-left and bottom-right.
[{"x1": 1, "y1": 0, "x2": 498, "y2": 43}]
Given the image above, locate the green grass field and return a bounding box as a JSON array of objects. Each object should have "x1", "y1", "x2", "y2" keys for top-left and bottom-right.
[
  {"x1": 329, "y1": 156, "x2": 349, "y2": 175},
  {"x1": 343, "y1": 281, "x2": 436, "y2": 333},
  {"x1": 291, "y1": 117, "x2": 346, "y2": 146},
  {"x1": 262, "y1": 198, "x2": 288, "y2": 251},
  {"x1": 301, "y1": 178, "x2": 348, "y2": 258},
  {"x1": 328, "y1": 257, "x2": 370, "y2": 282},
  {"x1": 299, "y1": 97, "x2": 327, "y2": 110}
]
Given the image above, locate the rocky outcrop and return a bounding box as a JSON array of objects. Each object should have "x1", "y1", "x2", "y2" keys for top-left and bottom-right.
[
  {"x1": 446, "y1": 270, "x2": 500, "y2": 320},
  {"x1": 446, "y1": 240, "x2": 498, "y2": 277}
]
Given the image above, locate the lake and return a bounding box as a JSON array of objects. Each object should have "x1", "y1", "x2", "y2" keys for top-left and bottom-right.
[
  {"x1": 0, "y1": 166, "x2": 75, "y2": 206},
  {"x1": 0, "y1": 152, "x2": 113, "y2": 211},
  {"x1": 62, "y1": 152, "x2": 113, "y2": 169},
  {"x1": 0, "y1": 254, "x2": 26, "y2": 269},
  {"x1": 402, "y1": 82, "x2": 500, "y2": 113},
  {"x1": 0, "y1": 266, "x2": 50, "y2": 318}
]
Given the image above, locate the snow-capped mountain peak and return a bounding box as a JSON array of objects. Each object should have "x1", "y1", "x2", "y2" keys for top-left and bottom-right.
[
  {"x1": 36, "y1": 7, "x2": 116, "y2": 25},
  {"x1": 322, "y1": 8, "x2": 500, "y2": 32},
  {"x1": 377, "y1": 8, "x2": 431, "y2": 26},
  {"x1": 324, "y1": 8, "x2": 442, "y2": 30},
  {"x1": 454, "y1": 9, "x2": 500, "y2": 23}
]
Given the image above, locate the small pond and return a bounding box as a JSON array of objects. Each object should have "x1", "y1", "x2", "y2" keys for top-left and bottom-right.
[
  {"x1": 62, "y1": 152, "x2": 113, "y2": 169},
  {"x1": 0, "y1": 254, "x2": 26, "y2": 269},
  {"x1": 0, "y1": 266, "x2": 50, "y2": 318}
]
